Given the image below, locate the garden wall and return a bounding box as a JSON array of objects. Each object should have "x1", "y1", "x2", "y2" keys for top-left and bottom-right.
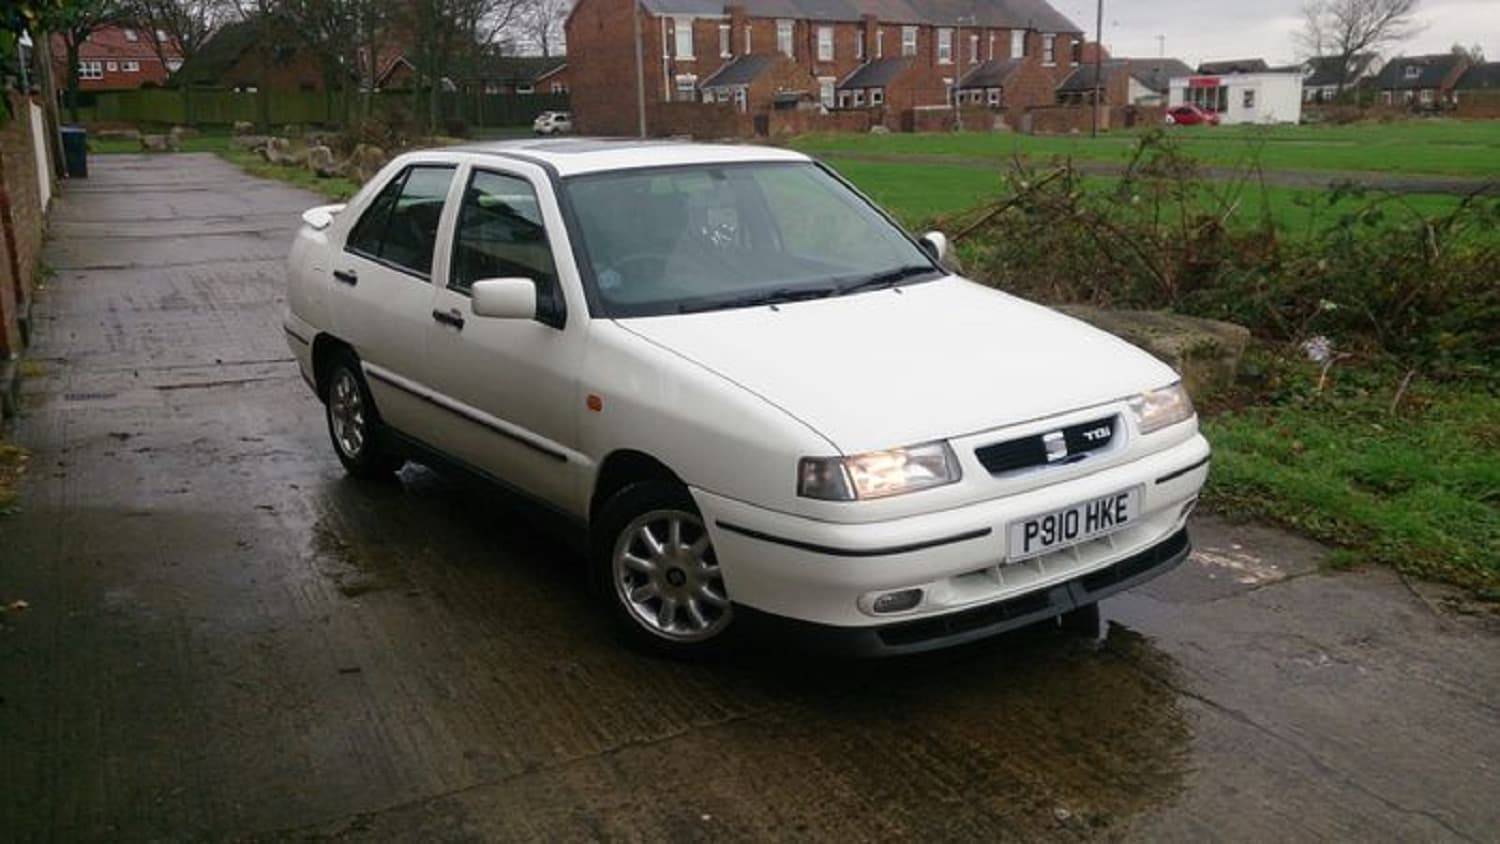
[
  {"x1": 80, "y1": 88, "x2": 570, "y2": 129},
  {"x1": 1, "y1": 93, "x2": 54, "y2": 412}
]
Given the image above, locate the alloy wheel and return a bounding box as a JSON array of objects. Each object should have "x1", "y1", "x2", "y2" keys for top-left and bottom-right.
[{"x1": 612, "y1": 509, "x2": 732, "y2": 642}]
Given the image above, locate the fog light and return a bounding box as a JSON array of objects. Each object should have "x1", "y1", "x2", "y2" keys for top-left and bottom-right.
[{"x1": 872, "y1": 588, "x2": 923, "y2": 614}]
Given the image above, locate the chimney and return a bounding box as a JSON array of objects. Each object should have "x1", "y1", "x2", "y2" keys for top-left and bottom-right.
[{"x1": 729, "y1": 4, "x2": 747, "y2": 54}]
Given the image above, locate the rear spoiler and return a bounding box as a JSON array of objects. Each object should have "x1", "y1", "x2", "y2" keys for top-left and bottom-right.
[{"x1": 301, "y1": 204, "x2": 347, "y2": 230}]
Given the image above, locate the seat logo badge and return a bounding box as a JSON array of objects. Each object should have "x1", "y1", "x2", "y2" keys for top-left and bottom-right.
[{"x1": 1043, "y1": 431, "x2": 1068, "y2": 462}]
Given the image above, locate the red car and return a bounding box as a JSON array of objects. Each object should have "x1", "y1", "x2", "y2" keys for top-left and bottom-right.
[{"x1": 1165, "y1": 104, "x2": 1221, "y2": 126}]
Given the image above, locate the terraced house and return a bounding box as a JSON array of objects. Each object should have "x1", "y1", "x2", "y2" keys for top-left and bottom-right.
[{"x1": 566, "y1": 0, "x2": 1084, "y2": 135}]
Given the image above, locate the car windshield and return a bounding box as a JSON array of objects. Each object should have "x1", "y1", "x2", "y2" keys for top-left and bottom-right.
[{"x1": 562, "y1": 161, "x2": 942, "y2": 317}]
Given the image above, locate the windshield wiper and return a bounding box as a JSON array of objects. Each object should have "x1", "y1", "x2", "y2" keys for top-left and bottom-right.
[
  {"x1": 837, "y1": 264, "x2": 940, "y2": 296},
  {"x1": 677, "y1": 285, "x2": 838, "y2": 314}
]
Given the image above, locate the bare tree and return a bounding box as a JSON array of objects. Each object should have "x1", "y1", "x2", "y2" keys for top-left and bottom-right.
[
  {"x1": 124, "y1": 0, "x2": 222, "y2": 73},
  {"x1": 1451, "y1": 42, "x2": 1484, "y2": 63},
  {"x1": 404, "y1": 0, "x2": 528, "y2": 130},
  {"x1": 1297, "y1": 0, "x2": 1425, "y2": 97},
  {"x1": 515, "y1": 0, "x2": 569, "y2": 57}
]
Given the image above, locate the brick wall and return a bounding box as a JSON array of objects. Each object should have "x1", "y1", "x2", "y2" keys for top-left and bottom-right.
[
  {"x1": 646, "y1": 101, "x2": 753, "y2": 138},
  {"x1": 1023, "y1": 104, "x2": 1112, "y2": 134},
  {"x1": 1, "y1": 94, "x2": 52, "y2": 361},
  {"x1": 767, "y1": 109, "x2": 871, "y2": 136}
]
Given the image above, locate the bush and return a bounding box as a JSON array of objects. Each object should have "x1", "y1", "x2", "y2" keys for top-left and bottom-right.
[{"x1": 950, "y1": 132, "x2": 1500, "y2": 374}]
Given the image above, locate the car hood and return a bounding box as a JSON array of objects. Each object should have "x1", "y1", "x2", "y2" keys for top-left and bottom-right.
[{"x1": 616, "y1": 277, "x2": 1179, "y2": 454}]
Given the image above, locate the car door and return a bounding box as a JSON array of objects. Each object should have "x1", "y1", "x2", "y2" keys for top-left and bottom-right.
[
  {"x1": 328, "y1": 163, "x2": 457, "y2": 443},
  {"x1": 423, "y1": 163, "x2": 588, "y2": 512}
]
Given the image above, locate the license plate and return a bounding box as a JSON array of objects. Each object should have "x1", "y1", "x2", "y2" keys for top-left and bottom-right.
[{"x1": 1007, "y1": 488, "x2": 1141, "y2": 561}]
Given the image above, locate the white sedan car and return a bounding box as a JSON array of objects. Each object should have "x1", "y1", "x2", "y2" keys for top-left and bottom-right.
[{"x1": 283, "y1": 139, "x2": 1209, "y2": 657}]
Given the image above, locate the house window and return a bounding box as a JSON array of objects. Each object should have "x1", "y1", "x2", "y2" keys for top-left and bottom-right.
[
  {"x1": 79, "y1": 61, "x2": 103, "y2": 80},
  {"x1": 853, "y1": 90, "x2": 864, "y2": 105},
  {"x1": 1010, "y1": 29, "x2": 1025, "y2": 58},
  {"x1": 155, "y1": 29, "x2": 167, "y2": 41},
  {"x1": 1243, "y1": 89, "x2": 1256, "y2": 109},
  {"x1": 744, "y1": 27, "x2": 751, "y2": 54},
  {"x1": 987, "y1": 88, "x2": 1001, "y2": 106},
  {"x1": 123, "y1": 28, "x2": 137, "y2": 41},
  {"x1": 1403, "y1": 65, "x2": 1420, "y2": 80},
  {"x1": 734, "y1": 87, "x2": 747, "y2": 110},
  {"x1": 551, "y1": 81, "x2": 566, "y2": 94},
  {"x1": 674, "y1": 73, "x2": 697, "y2": 101},
  {"x1": 901, "y1": 26, "x2": 917, "y2": 56},
  {"x1": 876, "y1": 29, "x2": 884, "y2": 58},
  {"x1": 1420, "y1": 88, "x2": 1433, "y2": 103},
  {"x1": 123, "y1": 60, "x2": 139, "y2": 72},
  {"x1": 870, "y1": 88, "x2": 884, "y2": 105},
  {"x1": 674, "y1": 17, "x2": 694, "y2": 59},
  {"x1": 937, "y1": 28, "x2": 952, "y2": 63},
  {"x1": 1042, "y1": 34, "x2": 1056, "y2": 65},
  {"x1": 777, "y1": 20, "x2": 793, "y2": 56},
  {"x1": 817, "y1": 26, "x2": 833, "y2": 61},
  {"x1": 105, "y1": 61, "x2": 118, "y2": 72},
  {"x1": 968, "y1": 34, "x2": 979, "y2": 63},
  {"x1": 719, "y1": 23, "x2": 731, "y2": 57},
  {"x1": 856, "y1": 31, "x2": 865, "y2": 60},
  {"x1": 1071, "y1": 40, "x2": 1082, "y2": 64},
  {"x1": 516, "y1": 83, "x2": 534, "y2": 94},
  {"x1": 819, "y1": 77, "x2": 835, "y2": 107}
]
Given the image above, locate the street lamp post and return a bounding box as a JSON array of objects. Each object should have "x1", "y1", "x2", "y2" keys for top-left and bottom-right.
[{"x1": 1090, "y1": 0, "x2": 1103, "y2": 138}]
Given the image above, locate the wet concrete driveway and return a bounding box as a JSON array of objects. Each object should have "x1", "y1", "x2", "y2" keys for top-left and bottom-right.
[{"x1": 2, "y1": 154, "x2": 1498, "y2": 841}]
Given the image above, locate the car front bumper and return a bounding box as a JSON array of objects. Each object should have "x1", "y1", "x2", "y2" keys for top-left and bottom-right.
[
  {"x1": 733, "y1": 527, "x2": 1190, "y2": 656},
  {"x1": 693, "y1": 432, "x2": 1209, "y2": 653}
]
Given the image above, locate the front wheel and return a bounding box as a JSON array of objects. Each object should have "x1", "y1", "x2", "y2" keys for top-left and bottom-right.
[
  {"x1": 592, "y1": 480, "x2": 735, "y2": 657},
  {"x1": 324, "y1": 353, "x2": 404, "y2": 480}
]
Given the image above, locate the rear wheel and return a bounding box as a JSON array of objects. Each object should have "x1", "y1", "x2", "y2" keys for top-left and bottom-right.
[
  {"x1": 324, "y1": 352, "x2": 403, "y2": 480},
  {"x1": 592, "y1": 480, "x2": 734, "y2": 658}
]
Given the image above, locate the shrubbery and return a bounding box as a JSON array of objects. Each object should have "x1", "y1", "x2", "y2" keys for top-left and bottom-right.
[{"x1": 949, "y1": 132, "x2": 1499, "y2": 376}]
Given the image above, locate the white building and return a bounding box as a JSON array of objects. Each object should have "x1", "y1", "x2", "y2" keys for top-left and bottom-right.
[{"x1": 1169, "y1": 71, "x2": 1304, "y2": 124}]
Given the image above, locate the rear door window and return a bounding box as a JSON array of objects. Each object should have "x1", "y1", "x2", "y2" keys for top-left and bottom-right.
[{"x1": 346, "y1": 164, "x2": 456, "y2": 278}]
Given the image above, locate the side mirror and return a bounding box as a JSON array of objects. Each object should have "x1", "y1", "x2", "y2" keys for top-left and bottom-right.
[
  {"x1": 471, "y1": 278, "x2": 537, "y2": 320},
  {"x1": 919, "y1": 231, "x2": 948, "y2": 262}
]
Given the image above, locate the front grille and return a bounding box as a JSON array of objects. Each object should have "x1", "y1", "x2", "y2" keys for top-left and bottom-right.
[{"x1": 975, "y1": 415, "x2": 1117, "y2": 475}]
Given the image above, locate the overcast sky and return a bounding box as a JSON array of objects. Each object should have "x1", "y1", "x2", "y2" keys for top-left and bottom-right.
[{"x1": 1050, "y1": 0, "x2": 1498, "y2": 67}]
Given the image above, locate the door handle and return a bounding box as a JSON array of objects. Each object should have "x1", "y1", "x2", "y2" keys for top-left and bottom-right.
[
  {"x1": 431, "y1": 308, "x2": 465, "y2": 330},
  {"x1": 332, "y1": 269, "x2": 358, "y2": 286}
]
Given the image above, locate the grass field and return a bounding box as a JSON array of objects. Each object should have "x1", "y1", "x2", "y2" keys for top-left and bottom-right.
[
  {"x1": 825, "y1": 157, "x2": 1470, "y2": 234},
  {"x1": 1203, "y1": 372, "x2": 1500, "y2": 597},
  {"x1": 792, "y1": 119, "x2": 1500, "y2": 178}
]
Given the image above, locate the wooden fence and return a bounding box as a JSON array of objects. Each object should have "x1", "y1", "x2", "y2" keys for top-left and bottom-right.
[{"x1": 75, "y1": 88, "x2": 569, "y2": 129}]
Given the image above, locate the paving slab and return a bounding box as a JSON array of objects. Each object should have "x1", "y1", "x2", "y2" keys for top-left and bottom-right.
[{"x1": 1, "y1": 153, "x2": 1497, "y2": 841}]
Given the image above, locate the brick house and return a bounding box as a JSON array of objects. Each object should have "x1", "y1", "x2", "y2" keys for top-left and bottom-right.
[
  {"x1": 1375, "y1": 54, "x2": 1471, "y2": 108},
  {"x1": 468, "y1": 56, "x2": 571, "y2": 95},
  {"x1": 50, "y1": 25, "x2": 183, "y2": 91},
  {"x1": 176, "y1": 20, "x2": 329, "y2": 92},
  {"x1": 565, "y1": 0, "x2": 1083, "y2": 135},
  {"x1": 1055, "y1": 58, "x2": 1192, "y2": 107}
]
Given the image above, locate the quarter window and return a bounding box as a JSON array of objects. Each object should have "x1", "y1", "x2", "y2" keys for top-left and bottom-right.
[
  {"x1": 346, "y1": 165, "x2": 456, "y2": 278},
  {"x1": 450, "y1": 170, "x2": 558, "y2": 302}
]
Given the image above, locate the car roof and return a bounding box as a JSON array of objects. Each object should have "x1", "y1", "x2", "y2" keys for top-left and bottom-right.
[{"x1": 447, "y1": 138, "x2": 810, "y2": 177}]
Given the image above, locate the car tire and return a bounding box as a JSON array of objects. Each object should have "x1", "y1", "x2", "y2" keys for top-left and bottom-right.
[
  {"x1": 591, "y1": 479, "x2": 735, "y2": 658},
  {"x1": 1057, "y1": 602, "x2": 1102, "y2": 637},
  {"x1": 323, "y1": 352, "x2": 404, "y2": 480}
]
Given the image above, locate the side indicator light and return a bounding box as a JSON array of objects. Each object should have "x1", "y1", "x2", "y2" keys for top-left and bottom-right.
[{"x1": 586, "y1": 394, "x2": 603, "y2": 412}]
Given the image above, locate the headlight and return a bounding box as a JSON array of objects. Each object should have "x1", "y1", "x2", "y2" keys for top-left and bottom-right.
[
  {"x1": 798, "y1": 441, "x2": 961, "y2": 501},
  {"x1": 1130, "y1": 383, "x2": 1195, "y2": 434}
]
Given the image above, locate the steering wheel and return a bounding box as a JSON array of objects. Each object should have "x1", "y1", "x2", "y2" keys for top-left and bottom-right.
[{"x1": 608, "y1": 249, "x2": 723, "y2": 289}]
